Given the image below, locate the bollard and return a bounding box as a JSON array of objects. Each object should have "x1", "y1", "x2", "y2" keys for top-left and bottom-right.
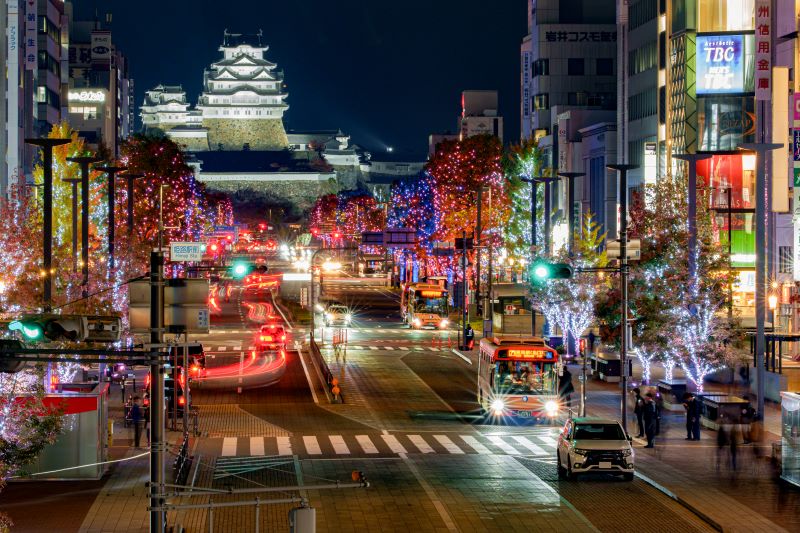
[{"x1": 108, "y1": 419, "x2": 114, "y2": 447}]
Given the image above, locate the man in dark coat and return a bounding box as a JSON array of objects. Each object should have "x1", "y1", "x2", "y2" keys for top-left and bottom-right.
[
  {"x1": 130, "y1": 396, "x2": 143, "y2": 448},
  {"x1": 643, "y1": 392, "x2": 658, "y2": 448},
  {"x1": 632, "y1": 387, "x2": 645, "y2": 438},
  {"x1": 683, "y1": 392, "x2": 701, "y2": 441},
  {"x1": 559, "y1": 367, "x2": 575, "y2": 411}
]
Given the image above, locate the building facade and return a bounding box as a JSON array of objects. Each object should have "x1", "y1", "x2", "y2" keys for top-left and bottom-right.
[{"x1": 459, "y1": 90, "x2": 503, "y2": 142}]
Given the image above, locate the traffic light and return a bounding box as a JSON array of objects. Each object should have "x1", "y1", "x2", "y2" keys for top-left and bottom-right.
[
  {"x1": 7, "y1": 315, "x2": 121, "y2": 343},
  {"x1": 230, "y1": 260, "x2": 268, "y2": 279},
  {"x1": 0, "y1": 339, "x2": 25, "y2": 373},
  {"x1": 9, "y1": 314, "x2": 88, "y2": 342},
  {"x1": 531, "y1": 261, "x2": 573, "y2": 283}
]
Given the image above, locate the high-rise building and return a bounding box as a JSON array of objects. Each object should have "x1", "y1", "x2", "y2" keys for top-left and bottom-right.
[
  {"x1": 66, "y1": 6, "x2": 134, "y2": 157},
  {"x1": 34, "y1": 0, "x2": 68, "y2": 138},
  {"x1": 459, "y1": 90, "x2": 503, "y2": 142}
]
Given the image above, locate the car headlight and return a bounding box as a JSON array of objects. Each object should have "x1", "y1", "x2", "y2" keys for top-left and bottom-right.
[
  {"x1": 345, "y1": 314, "x2": 352, "y2": 323},
  {"x1": 490, "y1": 399, "x2": 505, "y2": 413},
  {"x1": 413, "y1": 318, "x2": 421, "y2": 327},
  {"x1": 621, "y1": 448, "x2": 633, "y2": 457},
  {"x1": 544, "y1": 400, "x2": 559, "y2": 415},
  {"x1": 440, "y1": 319, "x2": 449, "y2": 328},
  {"x1": 573, "y1": 448, "x2": 590, "y2": 456},
  {"x1": 325, "y1": 313, "x2": 332, "y2": 320}
]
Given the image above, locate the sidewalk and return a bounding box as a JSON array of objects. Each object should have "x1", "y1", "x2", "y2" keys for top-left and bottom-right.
[{"x1": 580, "y1": 359, "x2": 799, "y2": 533}]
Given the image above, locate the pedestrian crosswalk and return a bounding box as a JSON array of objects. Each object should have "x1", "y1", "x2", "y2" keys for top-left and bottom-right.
[
  {"x1": 330, "y1": 345, "x2": 454, "y2": 352},
  {"x1": 212, "y1": 431, "x2": 558, "y2": 459}
]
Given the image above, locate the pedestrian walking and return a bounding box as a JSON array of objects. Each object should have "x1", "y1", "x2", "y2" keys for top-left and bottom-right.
[
  {"x1": 632, "y1": 387, "x2": 645, "y2": 438},
  {"x1": 683, "y1": 392, "x2": 701, "y2": 441},
  {"x1": 655, "y1": 392, "x2": 664, "y2": 435},
  {"x1": 465, "y1": 324, "x2": 475, "y2": 350},
  {"x1": 130, "y1": 396, "x2": 143, "y2": 448},
  {"x1": 729, "y1": 422, "x2": 739, "y2": 471},
  {"x1": 643, "y1": 392, "x2": 657, "y2": 448},
  {"x1": 740, "y1": 396, "x2": 756, "y2": 444},
  {"x1": 559, "y1": 366, "x2": 575, "y2": 412}
]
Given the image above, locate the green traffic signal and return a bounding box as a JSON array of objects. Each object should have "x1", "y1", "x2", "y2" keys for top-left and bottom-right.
[
  {"x1": 232, "y1": 261, "x2": 250, "y2": 278},
  {"x1": 531, "y1": 261, "x2": 573, "y2": 282},
  {"x1": 9, "y1": 320, "x2": 44, "y2": 341}
]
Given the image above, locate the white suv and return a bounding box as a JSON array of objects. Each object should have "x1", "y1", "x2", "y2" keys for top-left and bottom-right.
[{"x1": 557, "y1": 417, "x2": 635, "y2": 481}]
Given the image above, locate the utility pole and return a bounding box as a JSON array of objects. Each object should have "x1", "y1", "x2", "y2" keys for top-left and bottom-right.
[
  {"x1": 672, "y1": 154, "x2": 712, "y2": 280},
  {"x1": 461, "y1": 230, "x2": 469, "y2": 349},
  {"x1": 67, "y1": 156, "x2": 102, "y2": 299},
  {"x1": 558, "y1": 172, "x2": 585, "y2": 257},
  {"x1": 26, "y1": 138, "x2": 71, "y2": 312},
  {"x1": 96, "y1": 165, "x2": 128, "y2": 270},
  {"x1": 123, "y1": 173, "x2": 144, "y2": 233},
  {"x1": 149, "y1": 250, "x2": 166, "y2": 533},
  {"x1": 543, "y1": 178, "x2": 553, "y2": 256},
  {"x1": 475, "y1": 188, "x2": 483, "y2": 317},
  {"x1": 608, "y1": 163, "x2": 637, "y2": 433},
  {"x1": 739, "y1": 143, "x2": 782, "y2": 421}
]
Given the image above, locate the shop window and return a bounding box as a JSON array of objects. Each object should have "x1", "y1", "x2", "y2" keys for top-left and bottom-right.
[
  {"x1": 698, "y1": 0, "x2": 754, "y2": 32},
  {"x1": 779, "y1": 246, "x2": 792, "y2": 274}
]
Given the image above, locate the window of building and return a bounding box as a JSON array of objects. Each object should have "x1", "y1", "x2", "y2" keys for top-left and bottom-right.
[
  {"x1": 628, "y1": 88, "x2": 658, "y2": 120},
  {"x1": 568, "y1": 58, "x2": 585, "y2": 76},
  {"x1": 532, "y1": 58, "x2": 549, "y2": 77},
  {"x1": 568, "y1": 92, "x2": 586, "y2": 106},
  {"x1": 697, "y1": 96, "x2": 756, "y2": 151},
  {"x1": 629, "y1": 41, "x2": 657, "y2": 76},
  {"x1": 36, "y1": 86, "x2": 47, "y2": 104},
  {"x1": 533, "y1": 93, "x2": 549, "y2": 110},
  {"x1": 37, "y1": 51, "x2": 60, "y2": 77},
  {"x1": 596, "y1": 58, "x2": 613, "y2": 76},
  {"x1": 38, "y1": 16, "x2": 60, "y2": 44},
  {"x1": 698, "y1": 0, "x2": 754, "y2": 32},
  {"x1": 779, "y1": 246, "x2": 792, "y2": 274},
  {"x1": 630, "y1": 0, "x2": 658, "y2": 30}
]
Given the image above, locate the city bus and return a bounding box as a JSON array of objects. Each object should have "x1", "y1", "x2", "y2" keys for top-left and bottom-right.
[
  {"x1": 401, "y1": 282, "x2": 449, "y2": 329},
  {"x1": 478, "y1": 336, "x2": 561, "y2": 422}
]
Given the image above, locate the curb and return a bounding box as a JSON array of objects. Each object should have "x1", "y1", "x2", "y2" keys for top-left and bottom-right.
[{"x1": 634, "y1": 471, "x2": 724, "y2": 532}]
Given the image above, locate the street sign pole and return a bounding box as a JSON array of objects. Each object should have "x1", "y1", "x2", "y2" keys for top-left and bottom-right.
[{"x1": 149, "y1": 250, "x2": 166, "y2": 533}]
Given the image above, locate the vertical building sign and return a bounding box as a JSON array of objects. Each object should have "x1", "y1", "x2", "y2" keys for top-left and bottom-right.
[
  {"x1": 772, "y1": 67, "x2": 789, "y2": 212},
  {"x1": 755, "y1": 0, "x2": 771, "y2": 101},
  {"x1": 793, "y1": 93, "x2": 800, "y2": 280},
  {"x1": 7, "y1": 0, "x2": 20, "y2": 191},
  {"x1": 24, "y1": 0, "x2": 36, "y2": 71}
]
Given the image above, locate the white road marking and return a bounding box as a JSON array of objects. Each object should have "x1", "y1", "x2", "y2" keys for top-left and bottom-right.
[
  {"x1": 356, "y1": 435, "x2": 379, "y2": 454},
  {"x1": 538, "y1": 436, "x2": 557, "y2": 446},
  {"x1": 487, "y1": 435, "x2": 521, "y2": 455},
  {"x1": 303, "y1": 436, "x2": 322, "y2": 455},
  {"x1": 221, "y1": 437, "x2": 237, "y2": 456},
  {"x1": 233, "y1": 346, "x2": 242, "y2": 351},
  {"x1": 218, "y1": 346, "x2": 227, "y2": 351},
  {"x1": 369, "y1": 346, "x2": 379, "y2": 350},
  {"x1": 381, "y1": 434, "x2": 407, "y2": 454},
  {"x1": 407, "y1": 434, "x2": 435, "y2": 453},
  {"x1": 512, "y1": 436, "x2": 547, "y2": 455},
  {"x1": 277, "y1": 436, "x2": 292, "y2": 456},
  {"x1": 384, "y1": 346, "x2": 395, "y2": 351},
  {"x1": 329, "y1": 435, "x2": 350, "y2": 454},
  {"x1": 249, "y1": 437, "x2": 265, "y2": 456},
  {"x1": 434, "y1": 435, "x2": 464, "y2": 454},
  {"x1": 460, "y1": 435, "x2": 491, "y2": 454}
]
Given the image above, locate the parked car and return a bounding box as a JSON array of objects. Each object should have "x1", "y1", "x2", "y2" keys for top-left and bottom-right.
[
  {"x1": 557, "y1": 417, "x2": 635, "y2": 481},
  {"x1": 324, "y1": 304, "x2": 352, "y2": 327}
]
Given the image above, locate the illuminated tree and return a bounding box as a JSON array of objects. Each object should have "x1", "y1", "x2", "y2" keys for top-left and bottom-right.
[{"x1": 504, "y1": 138, "x2": 545, "y2": 260}]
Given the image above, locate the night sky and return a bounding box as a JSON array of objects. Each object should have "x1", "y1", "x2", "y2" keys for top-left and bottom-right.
[{"x1": 73, "y1": 0, "x2": 527, "y2": 157}]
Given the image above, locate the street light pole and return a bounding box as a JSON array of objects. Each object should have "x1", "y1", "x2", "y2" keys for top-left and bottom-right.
[
  {"x1": 673, "y1": 154, "x2": 712, "y2": 281},
  {"x1": 558, "y1": 172, "x2": 585, "y2": 257},
  {"x1": 62, "y1": 176, "x2": 81, "y2": 272},
  {"x1": 739, "y1": 143, "x2": 782, "y2": 421},
  {"x1": 123, "y1": 173, "x2": 145, "y2": 233},
  {"x1": 67, "y1": 156, "x2": 103, "y2": 299},
  {"x1": 25, "y1": 138, "x2": 71, "y2": 312},
  {"x1": 96, "y1": 165, "x2": 128, "y2": 270},
  {"x1": 607, "y1": 163, "x2": 637, "y2": 433}
]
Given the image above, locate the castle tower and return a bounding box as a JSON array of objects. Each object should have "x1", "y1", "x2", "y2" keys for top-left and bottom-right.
[{"x1": 198, "y1": 30, "x2": 289, "y2": 151}]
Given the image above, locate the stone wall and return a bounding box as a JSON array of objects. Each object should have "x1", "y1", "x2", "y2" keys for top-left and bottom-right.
[
  {"x1": 204, "y1": 118, "x2": 289, "y2": 151},
  {"x1": 200, "y1": 178, "x2": 338, "y2": 216},
  {"x1": 169, "y1": 135, "x2": 210, "y2": 152}
]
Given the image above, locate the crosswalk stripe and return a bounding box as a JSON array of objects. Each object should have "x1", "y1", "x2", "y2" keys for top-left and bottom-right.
[
  {"x1": 434, "y1": 435, "x2": 464, "y2": 454},
  {"x1": 248, "y1": 345, "x2": 255, "y2": 351},
  {"x1": 249, "y1": 437, "x2": 265, "y2": 456},
  {"x1": 512, "y1": 436, "x2": 547, "y2": 455},
  {"x1": 460, "y1": 435, "x2": 491, "y2": 454},
  {"x1": 218, "y1": 346, "x2": 227, "y2": 351},
  {"x1": 384, "y1": 346, "x2": 395, "y2": 351},
  {"x1": 303, "y1": 436, "x2": 322, "y2": 455},
  {"x1": 234, "y1": 346, "x2": 242, "y2": 351},
  {"x1": 277, "y1": 436, "x2": 292, "y2": 456},
  {"x1": 222, "y1": 437, "x2": 237, "y2": 456},
  {"x1": 487, "y1": 435, "x2": 521, "y2": 455},
  {"x1": 369, "y1": 346, "x2": 379, "y2": 350},
  {"x1": 407, "y1": 434, "x2": 435, "y2": 453},
  {"x1": 329, "y1": 435, "x2": 350, "y2": 454},
  {"x1": 538, "y1": 436, "x2": 557, "y2": 446},
  {"x1": 381, "y1": 434, "x2": 407, "y2": 454},
  {"x1": 356, "y1": 435, "x2": 379, "y2": 454}
]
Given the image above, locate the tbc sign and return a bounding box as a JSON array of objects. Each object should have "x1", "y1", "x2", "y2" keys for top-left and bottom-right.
[{"x1": 696, "y1": 34, "x2": 744, "y2": 94}]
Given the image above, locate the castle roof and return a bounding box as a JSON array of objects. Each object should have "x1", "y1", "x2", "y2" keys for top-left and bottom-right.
[{"x1": 222, "y1": 30, "x2": 266, "y2": 49}]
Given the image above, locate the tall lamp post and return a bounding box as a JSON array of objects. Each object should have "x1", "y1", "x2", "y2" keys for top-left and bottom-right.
[
  {"x1": 738, "y1": 143, "x2": 782, "y2": 421},
  {"x1": 67, "y1": 155, "x2": 103, "y2": 298},
  {"x1": 25, "y1": 138, "x2": 71, "y2": 312},
  {"x1": 557, "y1": 172, "x2": 585, "y2": 256},
  {"x1": 520, "y1": 175, "x2": 558, "y2": 334},
  {"x1": 62, "y1": 175, "x2": 81, "y2": 272},
  {"x1": 673, "y1": 154, "x2": 712, "y2": 280},
  {"x1": 96, "y1": 165, "x2": 128, "y2": 270},
  {"x1": 607, "y1": 163, "x2": 638, "y2": 434}
]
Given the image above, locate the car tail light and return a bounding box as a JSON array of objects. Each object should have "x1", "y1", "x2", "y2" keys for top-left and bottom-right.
[
  {"x1": 281, "y1": 335, "x2": 286, "y2": 341},
  {"x1": 145, "y1": 374, "x2": 151, "y2": 388},
  {"x1": 261, "y1": 335, "x2": 273, "y2": 342},
  {"x1": 179, "y1": 397, "x2": 186, "y2": 406}
]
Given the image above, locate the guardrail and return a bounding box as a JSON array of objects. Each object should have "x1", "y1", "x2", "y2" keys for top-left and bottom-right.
[{"x1": 310, "y1": 333, "x2": 343, "y2": 403}]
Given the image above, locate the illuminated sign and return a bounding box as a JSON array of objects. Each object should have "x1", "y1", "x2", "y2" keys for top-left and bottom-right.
[
  {"x1": 696, "y1": 34, "x2": 745, "y2": 94},
  {"x1": 419, "y1": 290, "x2": 443, "y2": 297},
  {"x1": 506, "y1": 349, "x2": 553, "y2": 359},
  {"x1": 68, "y1": 90, "x2": 105, "y2": 103}
]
